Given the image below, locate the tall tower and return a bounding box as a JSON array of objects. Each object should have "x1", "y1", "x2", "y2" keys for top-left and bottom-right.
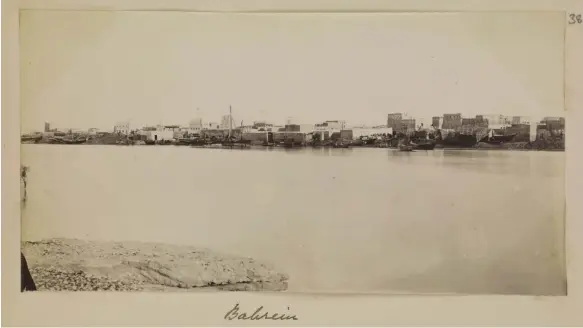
[{"x1": 44, "y1": 122, "x2": 50, "y2": 132}]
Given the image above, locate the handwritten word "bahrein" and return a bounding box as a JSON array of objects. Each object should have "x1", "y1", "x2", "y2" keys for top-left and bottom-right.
[{"x1": 224, "y1": 303, "x2": 298, "y2": 321}]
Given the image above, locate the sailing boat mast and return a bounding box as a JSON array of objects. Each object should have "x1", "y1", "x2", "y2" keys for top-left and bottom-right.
[{"x1": 229, "y1": 105, "x2": 232, "y2": 139}]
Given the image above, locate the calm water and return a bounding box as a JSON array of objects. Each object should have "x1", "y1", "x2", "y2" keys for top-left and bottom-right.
[{"x1": 21, "y1": 145, "x2": 566, "y2": 295}]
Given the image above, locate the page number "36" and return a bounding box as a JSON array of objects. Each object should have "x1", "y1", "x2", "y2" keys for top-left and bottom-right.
[{"x1": 568, "y1": 13, "x2": 582, "y2": 24}]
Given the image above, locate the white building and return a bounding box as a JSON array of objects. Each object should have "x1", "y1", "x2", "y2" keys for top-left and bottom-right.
[
  {"x1": 483, "y1": 114, "x2": 511, "y2": 129},
  {"x1": 188, "y1": 118, "x2": 204, "y2": 134},
  {"x1": 206, "y1": 122, "x2": 221, "y2": 130},
  {"x1": 314, "y1": 120, "x2": 346, "y2": 135},
  {"x1": 163, "y1": 125, "x2": 181, "y2": 132},
  {"x1": 144, "y1": 130, "x2": 174, "y2": 141},
  {"x1": 136, "y1": 125, "x2": 175, "y2": 141},
  {"x1": 114, "y1": 122, "x2": 130, "y2": 135}
]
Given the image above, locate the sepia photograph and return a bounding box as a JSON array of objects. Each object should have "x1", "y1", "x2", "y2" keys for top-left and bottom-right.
[{"x1": 19, "y1": 10, "x2": 566, "y2": 296}]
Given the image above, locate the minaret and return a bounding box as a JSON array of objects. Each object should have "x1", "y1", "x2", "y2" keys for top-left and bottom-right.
[{"x1": 229, "y1": 105, "x2": 232, "y2": 138}]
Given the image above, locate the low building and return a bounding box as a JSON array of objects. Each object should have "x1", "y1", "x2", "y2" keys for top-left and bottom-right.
[
  {"x1": 253, "y1": 121, "x2": 274, "y2": 131},
  {"x1": 114, "y1": 122, "x2": 130, "y2": 135},
  {"x1": 189, "y1": 118, "x2": 203, "y2": 127},
  {"x1": 204, "y1": 122, "x2": 221, "y2": 130},
  {"x1": 284, "y1": 124, "x2": 314, "y2": 133},
  {"x1": 144, "y1": 130, "x2": 174, "y2": 141},
  {"x1": 312, "y1": 130, "x2": 330, "y2": 141},
  {"x1": 200, "y1": 129, "x2": 242, "y2": 139},
  {"x1": 340, "y1": 130, "x2": 353, "y2": 140},
  {"x1": 242, "y1": 132, "x2": 269, "y2": 143},
  {"x1": 164, "y1": 125, "x2": 181, "y2": 132},
  {"x1": 273, "y1": 131, "x2": 311, "y2": 143},
  {"x1": 188, "y1": 118, "x2": 204, "y2": 134},
  {"x1": 315, "y1": 121, "x2": 343, "y2": 136}
]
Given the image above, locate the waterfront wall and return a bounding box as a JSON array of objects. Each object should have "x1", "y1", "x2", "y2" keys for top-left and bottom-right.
[
  {"x1": 340, "y1": 130, "x2": 353, "y2": 140},
  {"x1": 242, "y1": 132, "x2": 268, "y2": 142},
  {"x1": 273, "y1": 132, "x2": 311, "y2": 143}
]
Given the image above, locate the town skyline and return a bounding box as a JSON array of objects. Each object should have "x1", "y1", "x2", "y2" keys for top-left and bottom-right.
[
  {"x1": 21, "y1": 11, "x2": 564, "y2": 133},
  {"x1": 29, "y1": 111, "x2": 565, "y2": 135}
]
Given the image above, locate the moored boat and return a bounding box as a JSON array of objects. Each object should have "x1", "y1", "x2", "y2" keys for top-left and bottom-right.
[
  {"x1": 21, "y1": 135, "x2": 43, "y2": 143},
  {"x1": 480, "y1": 129, "x2": 517, "y2": 144},
  {"x1": 61, "y1": 135, "x2": 88, "y2": 144},
  {"x1": 175, "y1": 138, "x2": 193, "y2": 145},
  {"x1": 411, "y1": 140, "x2": 436, "y2": 150},
  {"x1": 437, "y1": 130, "x2": 478, "y2": 148},
  {"x1": 398, "y1": 144, "x2": 414, "y2": 152},
  {"x1": 332, "y1": 141, "x2": 350, "y2": 148},
  {"x1": 398, "y1": 136, "x2": 414, "y2": 151}
]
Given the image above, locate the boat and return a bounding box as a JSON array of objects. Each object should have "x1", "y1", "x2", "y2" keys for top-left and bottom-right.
[
  {"x1": 61, "y1": 135, "x2": 87, "y2": 144},
  {"x1": 398, "y1": 136, "x2": 414, "y2": 151},
  {"x1": 411, "y1": 130, "x2": 437, "y2": 150},
  {"x1": 376, "y1": 141, "x2": 389, "y2": 148},
  {"x1": 332, "y1": 141, "x2": 350, "y2": 148},
  {"x1": 48, "y1": 136, "x2": 65, "y2": 144},
  {"x1": 480, "y1": 129, "x2": 517, "y2": 144},
  {"x1": 398, "y1": 144, "x2": 414, "y2": 152},
  {"x1": 281, "y1": 139, "x2": 297, "y2": 148},
  {"x1": 189, "y1": 138, "x2": 208, "y2": 146},
  {"x1": 311, "y1": 140, "x2": 333, "y2": 147},
  {"x1": 221, "y1": 140, "x2": 251, "y2": 149},
  {"x1": 437, "y1": 130, "x2": 478, "y2": 148},
  {"x1": 21, "y1": 135, "x2": 43, "y2": 143},
  {"x1": 175, "y1": 138, "x2": 193, "y2": 146},
  {"x1": 214, "y1": 106, "x2": 251, "y2": 149},
  {"x1": 411, "y1": 140, "x2": 436, "y2": 150}
]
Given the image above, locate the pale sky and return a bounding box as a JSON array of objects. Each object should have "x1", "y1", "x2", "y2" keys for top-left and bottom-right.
[{"x1": 20, "y1": 11, "x2": 565, "y2": 133}]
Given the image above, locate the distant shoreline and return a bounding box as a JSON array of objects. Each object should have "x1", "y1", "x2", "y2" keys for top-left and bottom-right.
[{"x1": 21, "y1": 142, "x2": 565, "y2": 152}]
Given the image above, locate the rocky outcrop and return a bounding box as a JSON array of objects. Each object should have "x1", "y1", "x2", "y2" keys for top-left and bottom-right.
[{"x1": 22, "y1": 238, "x2": 288, "y2": 292}]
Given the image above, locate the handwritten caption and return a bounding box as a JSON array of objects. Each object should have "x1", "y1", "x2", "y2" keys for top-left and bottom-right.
[{"x1": 224, "y1": 303, "x2": 298, "y2": 321}]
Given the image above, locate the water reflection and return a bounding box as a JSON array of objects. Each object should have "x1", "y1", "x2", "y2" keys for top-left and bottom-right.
[
  {"x1": 442, "y1": 149, "x2": 495, "y2": 159},
  {"x1": 379, "y1": 149, "x2": 564, "y2": 178}
]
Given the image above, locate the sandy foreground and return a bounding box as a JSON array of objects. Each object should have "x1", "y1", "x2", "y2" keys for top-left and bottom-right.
[{"x1": 22, "y1": 238, "x2": 289, "y2": 292}]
